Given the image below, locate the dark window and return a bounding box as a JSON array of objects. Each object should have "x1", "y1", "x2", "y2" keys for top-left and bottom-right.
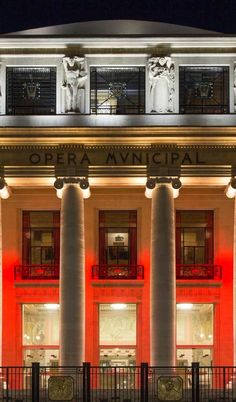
[
  {"x1": 179, "y1": 66, "x2": 229, "y2": 114},
  {"x1": 176, "y1": 211, "x2": 214, "y2": 265},
  {"x1": 7, "y1": 67, "x2": 56, "y2": 115},
  {"x1": 22, "y1": 211, "x2": 60, "y2": 265},
  {"x1": 99, "y1": 210, "x2": 137, "y2": 265},
  {"x1": 90, "y1": 67, "x2": 145, "y2": 114}
]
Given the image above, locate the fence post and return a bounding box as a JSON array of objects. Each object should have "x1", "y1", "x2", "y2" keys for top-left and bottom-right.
[
  {"x1": 83, "y1": 362, "x2": 91, "y2": 402},
  {"x1": 32, "y1": 362, "x2": 40, "y2": 402},
  {"x1": 192, "y1": 362, "x2": 199, "y2": 402},
  {"x1": 141, "y1": 363, "x2": 149, "y2": 402}
]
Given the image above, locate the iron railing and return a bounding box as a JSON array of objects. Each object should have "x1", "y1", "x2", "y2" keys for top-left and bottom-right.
[
  {"x1": 92, "y1": 264, "x2": 144, "y2": 280},
  {"x1": 2, "y1": 362, "x2": 236, "y2": 402},
  {"x1": 176, "y1": 264, "x2": 222, "y2": 280},
  {"x1": 14, "y1": 264, "x2": 59, "y2": 280}
]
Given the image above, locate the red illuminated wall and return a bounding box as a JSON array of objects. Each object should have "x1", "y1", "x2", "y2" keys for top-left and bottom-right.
[{"x1": 1, "y1": 189, "x2": 235, "y2": 366}]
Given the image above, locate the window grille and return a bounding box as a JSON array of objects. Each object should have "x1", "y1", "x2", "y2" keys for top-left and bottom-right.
[
  {"x1": 6, "y1": 67, "x2": 56, "y2": 115},
  {"x1": 90, "y1": 67, "x2": 145, "y2": 114},
  {"x1": 179, "y1": 66, "x2": 229, "y2": 114}
]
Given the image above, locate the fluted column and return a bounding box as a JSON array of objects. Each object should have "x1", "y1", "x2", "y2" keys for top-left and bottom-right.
[
  {"x1": 59, "y1": 184, "x2": 85, "y2": 366},
  {"x1": 234, "y1": 196, "x2": 236, "y2": 365},
  {"x1": 150, "y1": 183, "x2": 176, "y2": 366}
]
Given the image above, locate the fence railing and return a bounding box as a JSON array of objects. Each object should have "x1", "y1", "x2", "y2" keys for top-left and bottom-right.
[
  {"x1": 14, "y1": 264, "x2": 59, "y2": 280},
  {"x1": 176, "y1": 264, "x2": 222, "y2": 280},
  {"x1": 1, "y1": 362, "x2": 236, "y2": 402},
  {"x1": 92, "y1": 264, "x2": 144, "y2": 280}
]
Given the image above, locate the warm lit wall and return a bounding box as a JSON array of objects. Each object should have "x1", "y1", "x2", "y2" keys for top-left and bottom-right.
[
  {"x1": 1, "y1": 186, "x2": 234, "y2": 366},
  {"x1": 175, "y1": 187, "x2": 234, "y2": 366}
]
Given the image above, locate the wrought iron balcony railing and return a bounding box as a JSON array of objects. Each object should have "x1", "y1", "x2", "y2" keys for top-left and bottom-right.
[
  {"x1": 14, "y1": 264, "x2": 59, "y2": 280},
  {"x1": 92, "y1": 264, "x2": 144, "y2": 280},
  {"x1": 176, "y1": 264, "x2": 222, "y2": 280}
]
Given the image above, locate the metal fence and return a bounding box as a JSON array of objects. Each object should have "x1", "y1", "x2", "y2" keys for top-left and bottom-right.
[{"x1": 1, "y1": 362, "x2": 236, "y2": 402}]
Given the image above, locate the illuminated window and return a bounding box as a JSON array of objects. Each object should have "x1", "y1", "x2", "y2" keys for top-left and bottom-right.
[
  {"x1": 90, "y1": 67, "x2": 145, "y2": 114},
  {"x1": 22, "y1": 211, "x2": 60, "y2": 265},
  {"x1": 176, "y1": 211, "x2": 214, "y2": 265},
  {"x1": 99, "y1": 304, "x2": 137, "y2": 366},
  {"x1": 99, "y1": 210, "x2": 137, "y2": 270},
  {"x1": 6, "y1": 67, "x2": 56, "y2": 115},
  {"x1": 177, "y1": 303, "x2": 214, "y2": 366},
  {"x1": 179, "y1": 66, "x2": 229, "y2": 114},
  {"x1": 22, "y1": 304, "x2": 59, "y2": 366}
]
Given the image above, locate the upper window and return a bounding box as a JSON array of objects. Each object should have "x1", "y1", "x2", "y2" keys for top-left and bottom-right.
[
  {"x1": 179, "y1": 66, "x2": 229, "y2": 114},
  {"x1": 176, "y1": 211, "x2": 214, "y2": 265},
  {"x1": 6, "y1": 67, "x2": 56, "y2": 115},
  {"x1": 90, "y1": 67, "x2": 145, "y2": 114},
  {"x1": 22, "y1": 211, "x2": 60, "y2": 265},
  {"x1": 99, "y1": 210, "x2": 137, "y2": 266}
]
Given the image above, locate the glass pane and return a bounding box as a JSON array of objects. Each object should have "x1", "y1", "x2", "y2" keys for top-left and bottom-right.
[
  {"x1": 23, "y1": 304, "x2": 59, "y2": 345},
  {"x1": 31, "y1": 247, "x2": 42, "y2": 265},
  {"x1": 30, "y1": 212, "x2": 55, "y2": 228},
  {"x1": 179, "y1": 66, "x2": 229, "y2": 114},
  {"x1": 23, "y1": 349, "x2": 59, "y2": 366},
  {"x1": 100, "y1": 348, "x2": 136, "y2": 367},
  {"x1": 177, "y1": 304, "x2": 213, "y2": 345},
  {"x1": 100, "y1": 211, "x2": 137, "y2": 228},
  {"x1": 177, "y1": 211, "x2": 213, "y2": 228},
  {"x1": 91, "y1": 67, "x2": 145, "y2": 114},
  {"x1": 99, "y1": 304, "x2": 136, "y2": 345},
  {"x1": 177, "y1": 348, "x2": 212, "y2": 366},
  {"x1": 7, "y1": 67, "x2": 56, "y2": 115}
]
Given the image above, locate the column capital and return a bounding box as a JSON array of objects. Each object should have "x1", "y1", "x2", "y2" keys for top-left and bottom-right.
[
  {"x1": 145, "y1": 176, "x2": 182, "y2": 199},
  {"x1": 54, "y1": 177, "x2": 91, "y2": 199}
]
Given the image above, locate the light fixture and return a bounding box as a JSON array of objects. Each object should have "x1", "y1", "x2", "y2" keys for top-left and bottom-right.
[
  {"x1": 172, "y1": 178, "x2": 182, "y2": 199},
  {"x1": 225, "y1": 178, "x2": 236, "y2": 198},
  {"x1": 54, "y1": 178, "x2": 64, "y2": 199},
  {"x1": 177, "y1": 303, "x2": 193, "y2": 310},
  {"x1": 80, "y1": 178, "x2": 91, "y2": 199},
  {"x1": 145, "y1": 178, "x2": 156, "y2": 199},
  {"x1": 0, "y1": 178, "x2": 10, "y2": 199},
  {"x1": 44, "y1": 304, "x2": 59, "y2": 310},
  {"x1": 110, "y1": 303, "x2": 127, "y2": 310}
]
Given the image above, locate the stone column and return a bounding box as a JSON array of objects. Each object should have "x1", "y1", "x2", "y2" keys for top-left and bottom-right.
[
  {"x1": 60, "y1": 184, "x2": 85, "y2": 366},
  {"x1": 0, "y1": 199, "x2": 2, "y2": 366},
  {"x1": 150, "y1": 183, "x2": 176, "y2": 366},
  {"x1": 234, "y1": 197, "x2": 236, "y2": 365}
]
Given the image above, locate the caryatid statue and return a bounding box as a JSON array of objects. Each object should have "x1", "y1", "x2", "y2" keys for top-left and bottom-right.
[
  {"x1": 148, "y1": 57, "x2": 175, "y2": 113},
  {"x1": 62, "y1": 56, "x2": 87, "y2": 113},
  {"x1": 0, "y1": 65, "x2": 2, "y2": 113}
]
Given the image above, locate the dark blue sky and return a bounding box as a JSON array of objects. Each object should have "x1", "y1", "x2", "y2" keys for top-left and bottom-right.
[{"x1": 1, "y1": 0, "x2": 236, "y2": 34}]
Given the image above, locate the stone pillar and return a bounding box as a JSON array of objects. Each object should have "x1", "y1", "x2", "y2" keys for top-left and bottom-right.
[
  {"x1": 150, "y1": 183, "x2": 176, "y2": 366},
  {"x1": 0, "y1": 199, "x2": 2, "y2": 366},
  {"x1": 59, "y1": 184, "x2": 85, "y2": 366},
  {"x1": 234, "y1": 197, "x2": 236, "y2": 365}
]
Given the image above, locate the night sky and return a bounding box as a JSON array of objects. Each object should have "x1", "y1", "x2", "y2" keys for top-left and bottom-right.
[{"x1": 1, "y1": 0, "x2": 236, "y2": 34}]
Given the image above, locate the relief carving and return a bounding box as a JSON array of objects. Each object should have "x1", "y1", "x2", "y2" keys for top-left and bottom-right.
[
  {"x1": 62, "y1": 56, "x2": 87, "y2": 113},
  {"x1": 148, "y1": 57, "x2": 175, "y2": 113}
]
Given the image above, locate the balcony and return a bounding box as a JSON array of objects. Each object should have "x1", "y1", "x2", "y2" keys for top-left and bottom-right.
[
  {"x1": 14, "y1": 264, "x2": 59, "y2": 280},
  {"x1": 176, "y1": 264, "x2": 222, "y2": 280},
  {"x1": 92, "y1": 264, "x2": 144, "y2": 280}
]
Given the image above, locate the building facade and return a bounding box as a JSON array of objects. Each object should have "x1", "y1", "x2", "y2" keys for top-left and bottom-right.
[{"x1": 0, "y1": 20, "x2": 235, "y2": 368}]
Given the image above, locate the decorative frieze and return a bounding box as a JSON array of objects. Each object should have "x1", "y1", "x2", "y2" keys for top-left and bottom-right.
[
  {"x1": 62, "y1": 56, "x2": 87, "y2": 113},
  {"x1": 148, "y1": 57, "x2": 175, "y2": 113}
]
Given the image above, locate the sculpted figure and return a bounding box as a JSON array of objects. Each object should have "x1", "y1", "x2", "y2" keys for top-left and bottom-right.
[
  {"x1": 62, "y1": 56, "x2": 87, "y2": 113},
  {"x1": 234, "y1": 65, "x2": 236, "y2": 112},
  {"x1": 148, "y1": 57, "x2": 175, "y2": 113}
]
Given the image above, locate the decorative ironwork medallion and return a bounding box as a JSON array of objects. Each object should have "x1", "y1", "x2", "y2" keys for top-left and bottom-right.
[
  {"x1": 157, "y1": 376, "x2": 183, "y2": 401},
  {"x1": 48, "y1": 376, "x2": 74, "y2": 401},
  {"x1": 109, "y1": 82, "x2": 127, "y2": 98}
]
